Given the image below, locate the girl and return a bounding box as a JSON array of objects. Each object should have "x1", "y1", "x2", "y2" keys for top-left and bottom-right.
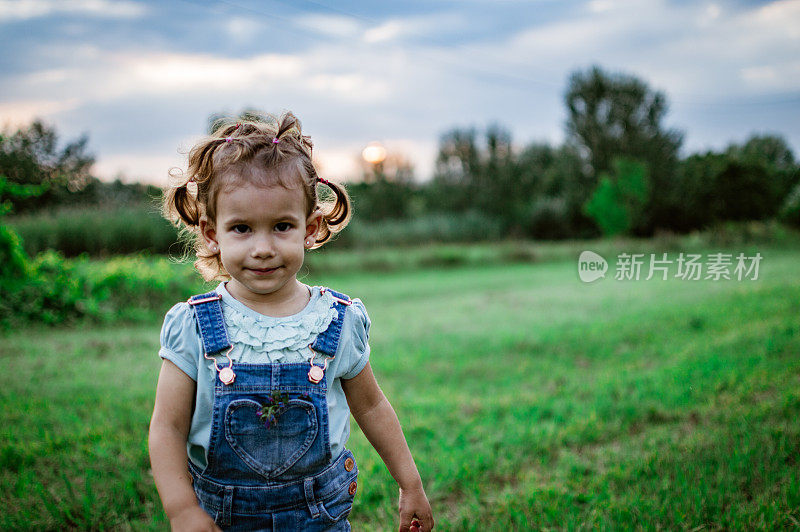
[{"x1": 149, "y1": 112, "x2": 434, "y2": 532}]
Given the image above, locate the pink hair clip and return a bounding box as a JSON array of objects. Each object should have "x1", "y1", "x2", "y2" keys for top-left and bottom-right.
[
  {"x1": 272, "y1": 137, "x2": 280, "y2": 144},
  {"x1": 224, "y1": 125, "x2": 240, "y2": 143}
]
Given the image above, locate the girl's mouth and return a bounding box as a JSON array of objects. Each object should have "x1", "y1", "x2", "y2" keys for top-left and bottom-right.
[{"x1": 249, "y1": 267, "x2": 279, "y2": 275}]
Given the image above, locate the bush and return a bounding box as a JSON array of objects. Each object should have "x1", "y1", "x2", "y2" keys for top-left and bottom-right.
[
  {"x1": 0, "y1": 223, "x2": 29, "y2": 284},
  {"x1": 8, "y1": 204, "x2": 515, "y2": 257},
  {"x1": 8, "y1": 203, "x2": 182, "y2": 257},
  {"x1": 0, "y1": 251, "x2": 208, "y2": 330},
  {"x1": 524, "y1": 196, "x2": 571, "y2": 239},
  {"x1": 696, "y1": 219, "x2": 800, "y2": 248},
  {"x1": 78, "y1": 254, "x2": 205, "y2": 318},
  {"x1": 583, "y1": 158, "x2": 650, "y2": 236},
  {"x1": 341, "y1": 211, "x2": 505, "y2": 248},
  {"x1": 779, "y1": 182, "x2": 800, "y2": 228}
]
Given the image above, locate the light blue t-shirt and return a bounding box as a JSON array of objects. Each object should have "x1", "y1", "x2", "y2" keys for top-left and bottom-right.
[{"x1": 158, "y1": 281, "x2": 371, "y2": 470}]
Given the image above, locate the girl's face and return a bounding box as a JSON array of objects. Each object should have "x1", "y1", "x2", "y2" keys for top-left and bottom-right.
[{"x1": 200, "y1": 181, "x2": 320, "y2": 310}]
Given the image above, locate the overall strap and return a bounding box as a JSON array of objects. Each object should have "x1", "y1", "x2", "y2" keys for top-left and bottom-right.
[
  {"x1": 310, "y1": 287, "x2": 352, "y2": 357},
  {"x1": 187, "y1": 292, "x2": 232, "y2": 356}
]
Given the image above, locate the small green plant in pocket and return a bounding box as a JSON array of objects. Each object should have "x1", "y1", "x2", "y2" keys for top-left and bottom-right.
[{"x1": 257, "y1": 391, "x2": 291, "y2": 429}]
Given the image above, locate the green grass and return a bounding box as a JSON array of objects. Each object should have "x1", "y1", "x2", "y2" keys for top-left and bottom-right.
[{"x1": 1, "y1": 245, "x2": 799, "y2": 530}]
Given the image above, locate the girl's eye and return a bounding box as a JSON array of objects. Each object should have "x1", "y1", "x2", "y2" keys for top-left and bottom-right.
[
  {"x1": 232, "y1": 224, "x2": 250, "y2": 234},
  {"x1": 275, "y1": 222, "x2": 292, "y2": 232}
]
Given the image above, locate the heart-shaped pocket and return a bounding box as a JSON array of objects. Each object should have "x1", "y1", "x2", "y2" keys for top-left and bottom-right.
[{"x1": 225, "y1": 398, "x2": 318, "y2": 479}]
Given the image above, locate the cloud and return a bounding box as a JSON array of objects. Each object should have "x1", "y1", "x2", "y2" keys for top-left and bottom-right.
[
  {"x1": 363, "y1": 12, "x2": 468, "y2": 44},
  {"x1": 363, "y1": 20, "x2": 404, "y2": 44},
  {"x1": 6, "y1": 48, "x2": 394, "y2": 106},
  {"x1": 0, "y1": 98, "x2": 80, "y2": 128},
  {"x1": 92, "y1": 151, "x2": 186, "y2": 184},
  {"x1": 741, "y1": 61, "x2": 800, "y2": 91},
  {"x1": 296, "y1": 14, "x2": 362, "y2": 39},
  {"x1": 1, "y1": 1, "x2": 798, "y2": 182},
  {"x1": 223, "y1": 16, "x2": 269, "y2": 46},
  {"x1": 495, "y1": 0, "x2": 800, "y2": 98},
  {"x1": 295, "y1": 10, "x2": 469, "y2": 45},
  {"x1": 0, "y1": 0, "x2": 146, "y2": 22}
]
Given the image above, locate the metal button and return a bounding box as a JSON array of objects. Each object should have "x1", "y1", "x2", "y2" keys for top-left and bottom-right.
[
  {"x1": 344, "y1": 457, "x2": 354, "y2": 472},
  {"x1": 348, "y1": 481, "x2": 357, "y2": 496}
]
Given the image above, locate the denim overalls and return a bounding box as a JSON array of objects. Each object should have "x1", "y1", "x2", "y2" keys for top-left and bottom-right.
[{"x1": 185, "y1": 288, "x2": 359, "y2": 531}]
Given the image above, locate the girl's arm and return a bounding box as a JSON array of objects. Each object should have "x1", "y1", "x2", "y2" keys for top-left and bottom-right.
[
  {"x1": 148, "y1": 360, "x2": 221, "y2": 532},
  {"x1": 342, "y1": 362, "x2": 434, "y2": 532}
]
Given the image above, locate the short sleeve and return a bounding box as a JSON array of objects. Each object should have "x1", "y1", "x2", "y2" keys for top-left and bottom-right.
[
  {"x1": 340, "y1": 298, "x2": 371, "y2": 380},
  {"x1": 159, "y1": 302, "x2": 200, "y2": 381}
]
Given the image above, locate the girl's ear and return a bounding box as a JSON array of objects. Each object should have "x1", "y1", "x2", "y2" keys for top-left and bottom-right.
[
  {"x1": 199, "y1": 215, "x2": 219, "y2": 252},
  {"x1": 304, "y1": 209, "x2": 322, "y2": 247}
]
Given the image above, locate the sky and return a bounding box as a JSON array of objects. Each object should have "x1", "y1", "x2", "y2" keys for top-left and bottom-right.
[{"x1": 1, "y1": 0, "x2": 798, "y2": 185}]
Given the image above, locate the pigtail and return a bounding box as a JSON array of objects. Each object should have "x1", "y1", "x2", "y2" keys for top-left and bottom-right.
[
  {"x1": 162, "y1": 170, "x2": 200, "y2": 227},
  {"x1": 314, "y1": 178, "x2": 352, "y2": 247},
  {"x1": 275, "y1": 112, "x2": 300, "y2": 141}
]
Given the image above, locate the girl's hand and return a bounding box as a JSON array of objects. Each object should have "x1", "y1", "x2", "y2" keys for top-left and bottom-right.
[
  {"x1": 399, "y1": 485, "x2": 434, "y2": 532},
  {"x1": 170, "y1": 505, "x2": 222, "y2": 532}
]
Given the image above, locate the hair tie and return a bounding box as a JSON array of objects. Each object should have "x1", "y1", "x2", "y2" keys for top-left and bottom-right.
[
  {"x1": 317, "y1": 177, "x2": 330, "y2": 186},
  {"x1": 272, "y1": 137, "x2": 280, "y2": 144},
  {"x1": 224, "y1": 124, "x2": 240, "y2": 143}
]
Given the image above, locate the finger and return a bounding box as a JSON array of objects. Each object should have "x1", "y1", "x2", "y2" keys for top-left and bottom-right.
[{"x1": 399, "y1": 511, "x2": 415, "y2": 532}]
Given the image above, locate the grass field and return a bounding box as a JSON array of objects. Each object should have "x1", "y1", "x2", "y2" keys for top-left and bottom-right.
[{"x1": 1, "y1": 244, "x2": 798, "y2": 530}]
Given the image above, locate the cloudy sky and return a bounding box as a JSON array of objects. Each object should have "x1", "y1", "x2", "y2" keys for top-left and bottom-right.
[{"x1": 1, "y1": 0, "x2": 798, "y2": 184}]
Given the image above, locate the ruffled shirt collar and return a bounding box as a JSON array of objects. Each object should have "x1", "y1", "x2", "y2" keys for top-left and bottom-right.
[{"x1": 214, "y1": 282, "x2": 338, "y2": 357}]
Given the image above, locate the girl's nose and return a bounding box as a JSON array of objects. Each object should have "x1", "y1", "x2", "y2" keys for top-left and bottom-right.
[{"x1": 250, "y1": 234, "x2": 276, "y2": 258}]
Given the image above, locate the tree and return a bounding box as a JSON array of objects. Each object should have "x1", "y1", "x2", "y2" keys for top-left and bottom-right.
[
  {"x1": 0, "y1": 120, "x2": 94, "y2": 213},
  {"x1": 726, "y1": 134, "x2": 799, "y2": 208},
  {"x1": 517, "y1": 142, "x2": 595, "y2": 237},
  {"x1": 431, "y1": 124, "x2": 530, "y2": 231},
  {"x1": 672, "y1": 152, "x2": 725, "y2": 231},
  {"x1": 780, "y1": 182, "x2": 800, "y2": 227},
  {"x1": 712, "y1": 161, "x2": 774, "y2": 221},
  {"x1": 350, "y1": 152, "x2": 417, "y2": 221},
  {"x1": 583, "y1": 158, "x2": 650, "y2": 236},
  {"x1": 565, "y1": 66, "x2": 683, "y2": 234},
  {"x1": 431, "y1": 127, "x2": 482, "y2": 213},
  {"x1": 728, "y1": 134, "x2": 795, "y2": 172},
  {"x1": 674, "y1": 135, "x2": 799, "y2": 230}
]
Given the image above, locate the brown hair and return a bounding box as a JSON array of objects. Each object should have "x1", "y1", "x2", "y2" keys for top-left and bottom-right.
[{"x1": 162, "y1": 111, "x2": 351, "y2": 281}]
